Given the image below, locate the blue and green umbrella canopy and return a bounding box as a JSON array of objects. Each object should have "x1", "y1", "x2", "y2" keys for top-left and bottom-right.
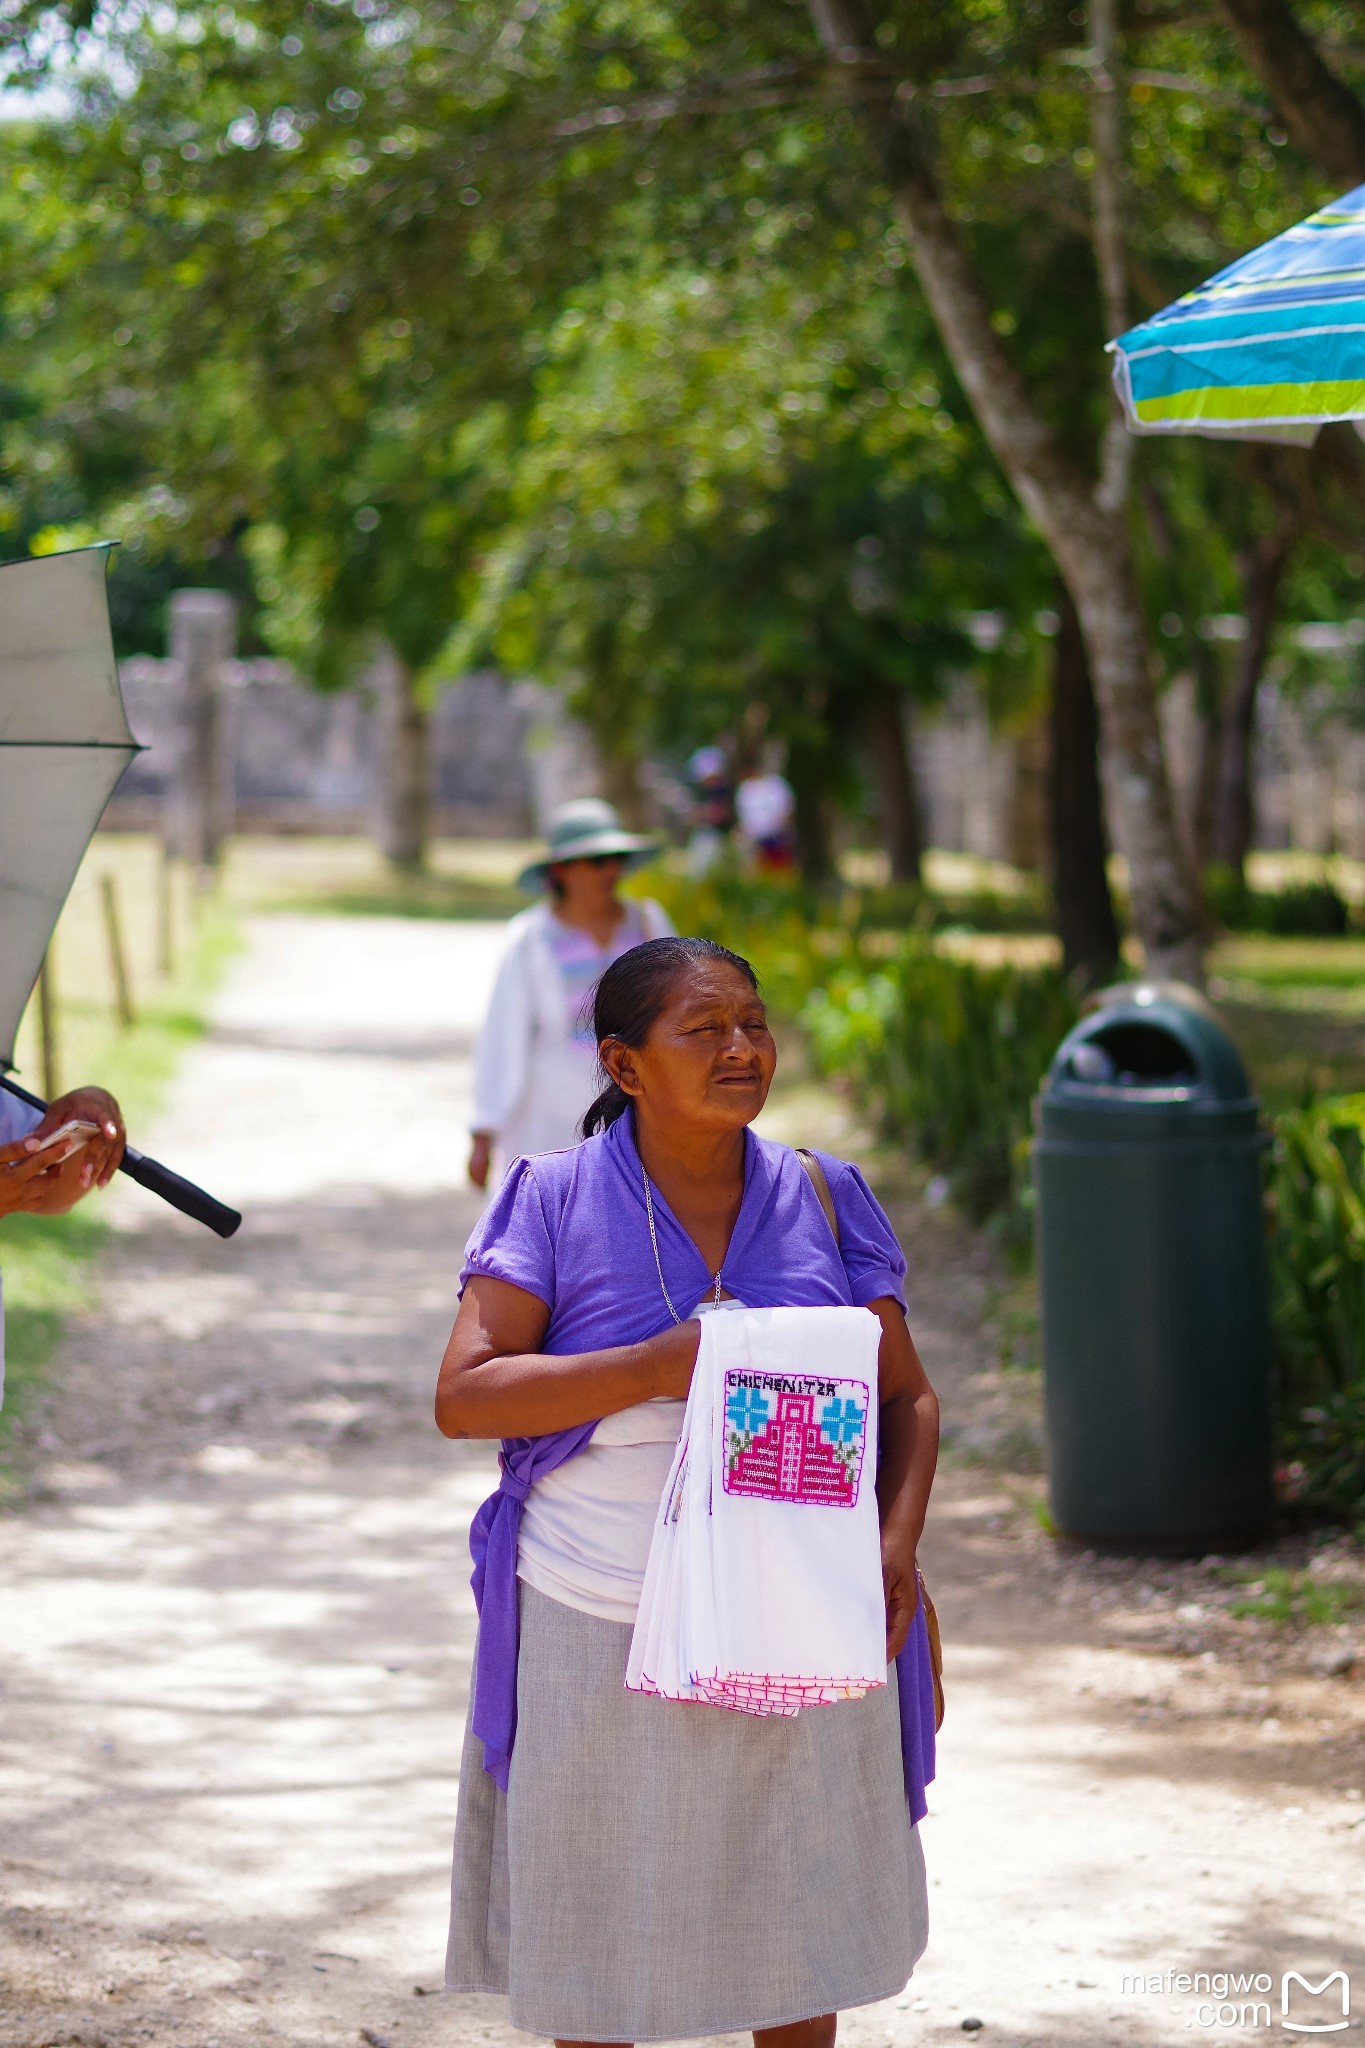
[{"x1": 1109, "y1": 183, "x2": 1365, "y2": 444}]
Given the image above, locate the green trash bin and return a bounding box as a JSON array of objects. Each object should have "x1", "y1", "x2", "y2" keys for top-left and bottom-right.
[{"x1": 1033, "y1": 983, "x2": 1272, "y2": 1553}]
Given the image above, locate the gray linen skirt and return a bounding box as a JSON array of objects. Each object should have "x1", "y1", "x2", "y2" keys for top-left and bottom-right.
[{"x1": 446, "y1": 1582, "x2": 928, "y2": 2041}]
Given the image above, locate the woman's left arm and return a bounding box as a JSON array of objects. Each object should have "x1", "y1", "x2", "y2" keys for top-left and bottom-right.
[{"x1": 870, "y1": 1297, "x2": 939, "y2": 1661}]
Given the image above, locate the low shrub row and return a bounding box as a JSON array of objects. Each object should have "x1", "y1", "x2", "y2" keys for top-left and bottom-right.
[
  {"x1": 1266, "y1": 1096, "x2": 1365, "y2": 1518},
  {"x1": 647, "y1": 871, "x2": 1078, "y2": 1241},
  {"x1": 802, "y1": 954, "x2": 1078, "y2": 1236},
  {"x1": 1203, "y1": 863, "x2": 1353, "y2": 938}
]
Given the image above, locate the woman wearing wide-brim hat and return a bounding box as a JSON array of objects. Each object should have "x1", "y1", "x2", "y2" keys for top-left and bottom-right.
[{"x1": 468, "y1": 798, "x2": 673, "y2": 1189}]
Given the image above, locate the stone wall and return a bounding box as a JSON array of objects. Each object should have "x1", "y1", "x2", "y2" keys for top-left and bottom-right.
[
  {"x1": 107, "y1": 659, "x2": 599, "y2": 837},
  {"x1": 108, "y1": 645, "x2": 1365, "y2": 862},
  {"x1": 921, "y1": 664, "x2": 1365, "y2": 872},
  {"x1": 914, "y1": 678, "x2": 1046, "y2": 868},
  {"x1": 1160, "y1": 673, "x2": 1365, "y2": 862}
]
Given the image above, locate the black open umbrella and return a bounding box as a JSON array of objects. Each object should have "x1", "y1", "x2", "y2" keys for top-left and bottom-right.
[{"x1": 0, "y1": 544, "x2": 240, "y2": 1238}]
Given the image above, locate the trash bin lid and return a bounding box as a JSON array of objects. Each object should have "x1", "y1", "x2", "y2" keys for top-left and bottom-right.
[{"x1": 1044, "y1": 981, "x2": 1253, "y2": 1108}]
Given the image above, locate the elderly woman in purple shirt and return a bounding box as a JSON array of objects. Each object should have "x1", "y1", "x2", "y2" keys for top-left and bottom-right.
[{"x1": 436, "y1": 935, "x2": 939, "y2": 2048}]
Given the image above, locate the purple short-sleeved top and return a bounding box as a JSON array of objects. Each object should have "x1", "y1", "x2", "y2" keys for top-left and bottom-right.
[
  {"x1": 460, "y1": 1106, "x2": 907, "y2": 1342},
  {"x1": 458, "y1": 1110, "x2": 936, "y2": 1822}
]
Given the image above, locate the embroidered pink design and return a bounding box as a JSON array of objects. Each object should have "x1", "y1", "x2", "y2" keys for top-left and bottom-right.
[{"x1": 722, "y1": 1370, "x2": 869, "y2": 1506}]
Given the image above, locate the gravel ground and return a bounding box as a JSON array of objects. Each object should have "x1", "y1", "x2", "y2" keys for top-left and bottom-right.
[{"x1": 1, "y1": 913, "x2": 1363, "y2": 2048}]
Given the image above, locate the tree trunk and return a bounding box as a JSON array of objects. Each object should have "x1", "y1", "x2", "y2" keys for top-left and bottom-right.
[
  {"x1": 373, "y1": 640, "x2": 429, "y2": 870},
  {"x1": 1089, "y1": 0, "x2": 1134, "y2": 521},
  {"x1": 863, "y1": 681, "x2": 923, "y2": 884},
  {"x1": 169, "y1": 587, "x2": 236, "y2": 873},
  {"x1": 786, "y1": 736, "x2": 835, "y2": 886},
  {"x1": 1210, "y1": 519, "x2": 1298, "y2": 876},
  {"x1": 1218, "y1": 0, "x2": 1365, "y2": 187},
  {"x1": 806, "y1": 0, "x2": 1203, "y2": 983},
  {"x1": 1190, "y1": 649, "x2": 1224, "y2": 873},
  {"x1": 1048, "y1": 590, "x2": 1121, "y2": 986},
  {"x1": 601, "y1": 747, "x2": 650, "y2": 831}
]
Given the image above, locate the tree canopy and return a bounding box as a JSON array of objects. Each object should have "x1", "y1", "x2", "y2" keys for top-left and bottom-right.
[{"x1": 3, "y1": 0, "x2": 1365, "y2": 961}]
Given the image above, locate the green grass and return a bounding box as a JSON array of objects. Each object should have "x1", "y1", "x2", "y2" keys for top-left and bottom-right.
[
  {"x1": 267, "y1": 879, "x2": 526, "y2": 921},
  {"x1": 1223, "y1": 1565, "x2": 1365, "y2": 1628},
  {"x1": 220, "y1": 834, "x2": 533, "y2": 922},
  {"x1": 1219, "y1": 959, "x2": 1365, "y2": 991},
  {"x1": 0, "y1": 900, "x2": 240, "y2": 1495},
  {"x1": 0, "y1": 1207, "x2": 107, "y2": 1467}
]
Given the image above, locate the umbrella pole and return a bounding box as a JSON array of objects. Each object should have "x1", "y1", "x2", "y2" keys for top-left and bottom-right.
[{"x1": 0, "y1": 1073, "x2": 241, "y2": 1239}]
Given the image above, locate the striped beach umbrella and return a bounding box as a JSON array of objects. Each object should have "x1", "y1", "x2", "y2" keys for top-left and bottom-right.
[{"x1": 1109, "y1": 183, "x2": 1365, "y2": 443}]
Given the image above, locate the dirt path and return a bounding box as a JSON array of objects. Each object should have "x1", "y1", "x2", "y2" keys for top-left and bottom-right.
[{"x1": 2, "y1": 915, "x2": 1362, "y2": 2048}]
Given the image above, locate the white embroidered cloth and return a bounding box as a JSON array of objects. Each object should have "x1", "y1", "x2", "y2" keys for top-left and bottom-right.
[{"x1": 626, "y1": 1304, "x2": 886, "y2": 1715}]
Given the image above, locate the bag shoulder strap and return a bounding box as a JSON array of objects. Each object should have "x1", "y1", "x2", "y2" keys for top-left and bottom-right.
[
  {"x1": 795, "y1": 1147, "x2": 840, "y2": 1249},
  {"x1": 798, "y1": 1142, "x2": 945, "y2": 1733}
]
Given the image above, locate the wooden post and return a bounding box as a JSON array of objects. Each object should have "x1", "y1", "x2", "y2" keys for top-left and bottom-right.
[
  {"x1": 38, "y1": 951, "x2": 58, "y2": 1102},
  {"x1": 100, "y1": 873, "x2": 136, "y2": 1028},
  {"x1": 157, "y1": 834, "x2": 175, "y2": 978}
]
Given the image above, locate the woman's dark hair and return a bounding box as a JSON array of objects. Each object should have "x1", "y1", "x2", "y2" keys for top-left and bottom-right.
[{"x1": 580, "y1": 936, "x2": 760, "y2": 1137}]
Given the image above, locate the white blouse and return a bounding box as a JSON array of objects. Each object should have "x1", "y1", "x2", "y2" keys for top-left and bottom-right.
[
  {"x1": 517, "y1": 1298, "x2": 745, "y2": 1625},
  {"x1": 469, "y1": 898, "x2": 673, "y2": 1168}
]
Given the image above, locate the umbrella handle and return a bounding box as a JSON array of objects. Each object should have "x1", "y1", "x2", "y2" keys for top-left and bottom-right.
[
  {"x1": 0, "y1": 1075, "x2": 242, "y2": 1239},
  {"x1": 118, "y1": 1146, "x2": 242, "y2": 1239}
]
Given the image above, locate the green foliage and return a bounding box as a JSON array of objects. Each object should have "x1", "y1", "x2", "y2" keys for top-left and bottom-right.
[
  {"x1": 644, "y1": 868, "x2": 856, "y2": 1016},
  {"x1": 802, "y1": 949, "x2": 1079, "y2": 1235},
  {"x1": 0, "y1": 1206, "x2": 106, "y2": 1475},
  {"x1": 649, "y1": 868, "x2": 1078, "y2": 1237},
  {"x1": 9, "y1": 0, "x2": 1360, "y2": 824},
  {"x1": 1205, "y1": 864, "x2": 1352, "y2": 938},
  {"x1": 1224, "y1": 1565, "x2": 1365, "y2": 1628},
  {"x1": 1033, "y1": 1498, "x2": 1059, "y2": 1537},
  {"x1": 856, "y1": 882, "x2": 1052, "y2": 936},
  {"x1": 446, "y1": 250, "x2": 1040, "y2": 774},
  {"x1": 1266, "y1": 1094, "x2": 1365, "y2": 1516}
]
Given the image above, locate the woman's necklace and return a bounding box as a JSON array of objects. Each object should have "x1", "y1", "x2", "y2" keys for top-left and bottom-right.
[{"x1": 641, "y1": 1164, "x2": 723, "y2": 1326}]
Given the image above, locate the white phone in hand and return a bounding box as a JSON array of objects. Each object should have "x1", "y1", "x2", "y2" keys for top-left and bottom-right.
[{"x1": 30, "y1": 1118, "x2": 101, "y2": 1155}]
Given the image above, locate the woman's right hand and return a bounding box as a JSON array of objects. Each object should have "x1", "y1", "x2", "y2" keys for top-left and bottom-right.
[{"x1": 649, "y1": 1317, "x2": 701, "y2": 1399}]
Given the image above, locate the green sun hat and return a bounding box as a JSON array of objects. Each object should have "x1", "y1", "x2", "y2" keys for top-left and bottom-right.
[{"x1": 516, "y1": 797, "x2": 664, "y2": 892}]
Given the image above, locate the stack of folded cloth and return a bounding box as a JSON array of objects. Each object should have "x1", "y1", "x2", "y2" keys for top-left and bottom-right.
[{"x1": 626, "y1": 1303, "x2": 887, "y2": 1715}]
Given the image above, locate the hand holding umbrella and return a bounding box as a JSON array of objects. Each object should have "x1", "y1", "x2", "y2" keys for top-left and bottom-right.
[{"x1": 0, "y1": 544, "x2": 240, "y2": 1239}]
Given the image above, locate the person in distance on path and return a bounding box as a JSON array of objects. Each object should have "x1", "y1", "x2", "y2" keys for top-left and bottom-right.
[{"x1": 467, "y1": 798, "x2": 672, "y2": 1191}]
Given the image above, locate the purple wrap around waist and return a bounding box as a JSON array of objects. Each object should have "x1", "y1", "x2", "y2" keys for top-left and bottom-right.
[{"x1": 468, "y1": 1425, "x2": 937, "y2": 1823}]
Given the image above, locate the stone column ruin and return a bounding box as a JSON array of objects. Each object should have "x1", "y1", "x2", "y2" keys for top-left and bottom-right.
[{"x1": 169, "y1": 588, "x2": 237, "y2": 872}]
